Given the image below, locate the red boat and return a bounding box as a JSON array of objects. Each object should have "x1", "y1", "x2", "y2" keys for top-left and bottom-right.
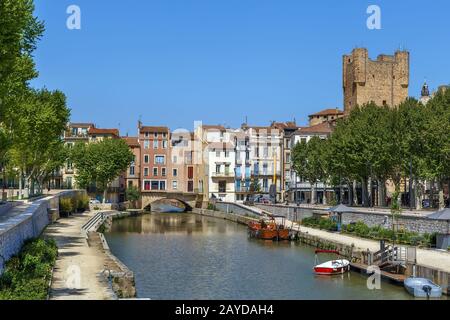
[
  {"x1": 248, "y1": 218, "x2": 290, "y2": 241},
  {"x1": 313, "y1": 249, "x2": 350, "y2": 275}
]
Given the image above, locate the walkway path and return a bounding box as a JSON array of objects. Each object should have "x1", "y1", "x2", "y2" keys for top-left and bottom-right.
[{"x1": 44, "y1": 211, "x2": 116, "y2": 300}]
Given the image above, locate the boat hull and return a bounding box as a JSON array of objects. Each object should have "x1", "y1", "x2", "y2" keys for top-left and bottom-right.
[
  {"x1": 314, "y1": 260, "x2": 350, "y2": 275},
  {"x1": 404, "y1": 277, "x2": 442, "y2": 298}
]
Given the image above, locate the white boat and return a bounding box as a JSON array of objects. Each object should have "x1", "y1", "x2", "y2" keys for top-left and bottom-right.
[
  {"x1": 313, "y1": 250, "x2": 350, "y2": 275},
  {"x1": 404, "y1": 277, "x2": 442, "y2": 298}
]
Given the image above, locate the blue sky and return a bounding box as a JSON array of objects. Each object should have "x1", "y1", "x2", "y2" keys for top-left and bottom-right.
[{"x1": 32, "y1": 0, "x2": 450, "y2": 136}]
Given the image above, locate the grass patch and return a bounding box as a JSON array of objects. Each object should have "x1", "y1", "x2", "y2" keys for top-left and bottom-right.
[{"x1": 0, "y1": 238, "x2": 58, "y2": 300}]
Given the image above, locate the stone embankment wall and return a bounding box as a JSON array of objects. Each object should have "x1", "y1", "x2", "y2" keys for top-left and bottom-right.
[
  {"x1": 214, "y1": 202, "x2": 263, "y2": 219},
  {"x1": 0, "y1": 190, "x2": 84, "y2": 274},
  {"x1": 88, "y1": 210, "x2": 142, "y2": 298},
  {"x1": 255, "y1": 204, "x2": 449, "y2": 235},
  {"x1": 192, "y1": 208, "x2": 258, "y2": 226}
]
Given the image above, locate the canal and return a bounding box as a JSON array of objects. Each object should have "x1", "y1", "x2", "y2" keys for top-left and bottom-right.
[{"x1": 105, "y1": 213, "x2": 413, "y2": 300}]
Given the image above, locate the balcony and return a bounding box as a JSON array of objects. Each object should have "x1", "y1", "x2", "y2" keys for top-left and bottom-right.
[{"x1": 211, "y1": 172, "x2": 234, "y2": 178}]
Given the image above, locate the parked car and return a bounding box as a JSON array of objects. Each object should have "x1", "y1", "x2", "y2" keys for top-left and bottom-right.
[{"x1": 89, "y1": 199, "x2": 101, "y2": 204}]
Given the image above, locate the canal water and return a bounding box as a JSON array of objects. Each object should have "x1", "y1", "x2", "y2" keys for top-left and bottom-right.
[{"x1": 105, "y1": 213, "x2": 414, "y2": 300}]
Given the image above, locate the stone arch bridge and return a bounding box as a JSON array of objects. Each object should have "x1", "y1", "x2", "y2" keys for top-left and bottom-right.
[{"x1": 141, "y1": 192, "x2": 203, "y2": 211}]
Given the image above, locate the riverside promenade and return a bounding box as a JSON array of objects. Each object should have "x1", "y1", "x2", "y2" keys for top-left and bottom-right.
[{"x1": 44, "y1": 211, "x2": 116, "y2": 300}]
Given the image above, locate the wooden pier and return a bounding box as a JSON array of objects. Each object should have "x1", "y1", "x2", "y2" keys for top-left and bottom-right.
[{"x1": 350, "y1": 262, "x2": 407, "y2": 283}]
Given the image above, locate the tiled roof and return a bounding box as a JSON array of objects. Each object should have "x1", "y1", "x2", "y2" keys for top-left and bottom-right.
[
  {"x1": 201, "y1": 125, "x2": 227, "y2": 132},
  {"x1": 88, "y1": 127, "x2": 120, "y2": 136},
  {"x1": 308, "y1": 108, "x2": 343, "y2": 117},
  {"x1": 139, "y1": 126, "x2": 169, "y2": 134},
  {"x1": 69, "y1": 122, "x2": 94, "y2": 128},
  {"x1": 297, "y1": 121, "x2": 334, "y2": 134},
  {"x1": 122, "y1": 136, "x2": 140, "y2": 147}
]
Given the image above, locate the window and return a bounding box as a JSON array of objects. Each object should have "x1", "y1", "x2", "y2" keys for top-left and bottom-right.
[
  {"x1": 155, "y1": 155, "x2": 165, "y2": 164},
  {"x1": 144, "y1": 140, "x2": 150, "y2": 149},
  {"x1": 159, "y1": 181, "x2": 166, "y2": 190},
  {"x1": 144, "y1": 155, "x2": 149, "y2": 164},
  {"x1": 172, "y1": 181, "x2": 178, "y2": 190},
  {"x1": 162, "y1": 168, "x2": 166, "y2": 176},
  {"x1": 144, "y1": 181, "x2": 151, "y2": 191},
  {"x1": 216, "y1": 150, "x2": 221, "y2": 157},
  {"x1": 153, "y1": 140, "x2": 158, "y2": 149},
  {"x1": 173, "y1": 155, "x2": 178, "y2": 164},
  {"x1": 219, "y1": 181, "x2": 226, "y2": 193},
  {"x1": 144, "y1": 168, "x2": 149, "y2": 177},
  {"x1": 162, "y1": 133, "x2": 167, "y2": 138},
  {"x1": 188, "y1": 166, "x2": 194, "y2": 179},
  {"x1": 187, "y1": 181, "x2": 194, "y2": 192},
  {"x1": 151, "y1": 181, "x2": 159, "y2": 190},
  {"x1": 154, "y1": 132, "x2": 158, "y2": 138},
  {"x1": 162, "y1": 140, "x2": 168, "y2": 149},
  {"x1": 129, "y1": 166, "x2": 135, "y2": 176},
  {"x1": 128, "y1": 181, "x2": 133, "y2": 188},
  {"x1": 153, "y1": 167, "x2": 158, "y2": 176},
  {"x1": 225, "y1": 165, "x2": 230, "y2": 175},
  {"x1": 216, "y1": 164, "x2": 221, "y2": 173},
  {"x1": 145, "y1": 132, "x2": 150, "y2": 138},
  {"x1": 225, "y1": 151, "x2": 230, "y2": 158},
  {"x1": 173, "y1": 169, "x2": 178, "y2": 177}
]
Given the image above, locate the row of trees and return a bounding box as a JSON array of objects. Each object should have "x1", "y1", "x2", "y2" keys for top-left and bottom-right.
[
  {"x1": 1, "y1": 0, "x2": 70, "y2": 198},
  {"x1": 292, "y1": 90, "x2": 450, "y2": 209}
]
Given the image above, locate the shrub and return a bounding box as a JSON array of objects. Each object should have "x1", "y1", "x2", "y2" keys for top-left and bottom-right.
[
  {"x1": 59, "y1": 197, "x2": 73, "y2": 215},
  {"x1": 0, "y1": 238, "x2": 58, "y2": 300},
  {"x1": 76, "y1": 194, "x2": 90, "y2": 212},
  {"x1": 207, "y1": 203, "x2": 217, "y2": 211}
]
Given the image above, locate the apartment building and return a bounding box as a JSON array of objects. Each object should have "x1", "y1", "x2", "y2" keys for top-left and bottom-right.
[
  {"x1": 234, "y1": 125, "x2": 282, "y2": 202},
  {"x1": 122, "y1": 136, "x2": 141, "y2": 190},
  {"x1": 197, "y1": 125, "x2": 236, "y2": 202},
  {"x1": 170, "y1": 129, "x2": 200, "y2": 193},
  {"x1": 138, "y1": 124, "x2": 170, "y2": 192},
  {"x1": 271, "y1": 121, "x2": 298, "y2": 201}
]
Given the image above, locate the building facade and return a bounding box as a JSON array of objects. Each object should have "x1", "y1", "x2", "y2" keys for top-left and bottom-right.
[{"x1": 138, "y1": 125, "x2": 170, "y2": 193}]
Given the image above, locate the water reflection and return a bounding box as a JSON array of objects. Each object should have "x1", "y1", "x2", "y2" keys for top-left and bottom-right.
[{"x1": 105, "y1": 213, "x2": 415, "y2": 300}]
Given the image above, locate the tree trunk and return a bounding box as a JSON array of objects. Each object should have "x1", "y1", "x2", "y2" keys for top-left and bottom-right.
[
  {"x1": 103, "y1": 187, "x2": 108, "y2": 204},
  {"x1": 439, "y1": 179, "x2": 445, "y2": 210},
  {"x1": 368, "y1": 176, "x2": 372, "y2": 207},
  {"x1": 347, "y1": 180, "x2": 352, "y2": 205},
  {"x1": 18, "y1": 169, "x2": 23, "y2": 200},
  {"x1": 310, "y1": 184, "x2": 315, "y2": 205},
  {"x1": 352, "y1": 180, "x2": 358, "y2": 206},
  {"x1": 378, "y1": 180, "x2": 386, "y2": 207},
  {"x1": 323, "y1": 182, "x2": 327, "y2": 205},
  {"x1": 361, "y1": 178, "x2": 368, "y2": 207}
]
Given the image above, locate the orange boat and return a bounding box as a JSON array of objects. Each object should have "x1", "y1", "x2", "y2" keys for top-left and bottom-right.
[{"x1": 248, "y1": 217, "x2": 290, "y2": 241}]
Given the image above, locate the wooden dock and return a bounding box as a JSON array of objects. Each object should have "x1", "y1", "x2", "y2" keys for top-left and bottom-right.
[{"x1": 350, "y1": 262, "x2": 407, "y2": 283}]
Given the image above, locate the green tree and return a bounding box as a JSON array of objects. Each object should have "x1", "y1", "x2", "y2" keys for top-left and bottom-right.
[
  {"x1": 7, "y1": 88, "x2": 70, "y2": 197},
  {"x1": 71, "y1": 138, "x2": 134, "y2": 203},
  {"x1": 126, "y1": 185, "x2": 141, "y2": 209}
]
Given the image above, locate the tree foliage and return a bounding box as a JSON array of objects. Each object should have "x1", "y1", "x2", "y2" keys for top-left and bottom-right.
[
  {"x1": 70, "y1": 138, "x2": 134, "y2": 202},
  {"x1": 292, "y1": 92, "x2": 450, "y2": 208}
]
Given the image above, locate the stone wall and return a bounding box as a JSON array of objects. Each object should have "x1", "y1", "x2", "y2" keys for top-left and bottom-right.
[
  {"x1": 214, "y1": 202, "x2": 262, "y2": 219},
  {"x1": 255, "y1": 203, "x2": 449, "y2": 235},
  {"x1": 192, "y1": 208, "x2": 258, "y2": 226},
  {"x1": 341, "y1": 212, "x2": 449, "y2": 235},
  {"x1": 0, "y1": 190, "x2": 83, "y2": 274},
  {"x1": 255, "y1": 204, "x2": 315, "y2": 221}
]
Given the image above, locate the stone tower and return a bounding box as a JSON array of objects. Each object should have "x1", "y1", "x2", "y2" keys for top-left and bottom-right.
[{"x1": 343, "y1": 48, "x2": 409, "y2": 114}]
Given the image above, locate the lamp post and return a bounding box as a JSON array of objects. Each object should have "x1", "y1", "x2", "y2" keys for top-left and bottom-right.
[{"x1": 409, "y1": 158, "x2": 413, "y2": 210}]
